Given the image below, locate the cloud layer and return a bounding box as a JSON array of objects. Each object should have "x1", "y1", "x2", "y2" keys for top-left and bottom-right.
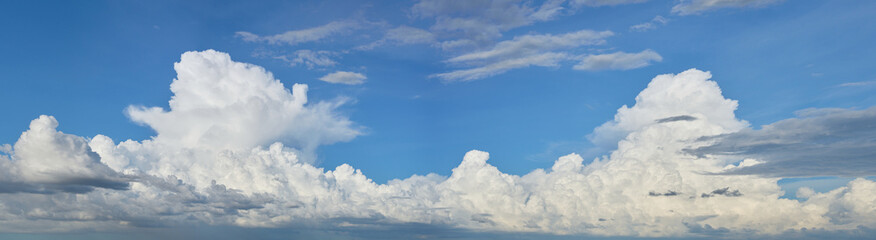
[
  {"x1": 434, "y1": 30, "x2": 614, "y2": 82},
  {"x1": 688, "y1": 107, "x2": 876, "y2": 177},
  {"x1": 0, "y1": 51, "x2": 873, "y2": 238},
  {"x1": 672, "y1": 0, "x2": 784, "y2": 15},
  {"x1": 236, "y1": 21, "x2": 360, "y2": 46},
  {"x1": 237, "y1": 0, "x2": 787, "y2": 83},
  {"x1": 573, "y1": 49, "x2": 663, "y2": 71}
]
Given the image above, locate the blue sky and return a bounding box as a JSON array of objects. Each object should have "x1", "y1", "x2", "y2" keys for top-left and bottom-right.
[{"x1": 1, "y1": 0, "x2": 876, "y2": 239}]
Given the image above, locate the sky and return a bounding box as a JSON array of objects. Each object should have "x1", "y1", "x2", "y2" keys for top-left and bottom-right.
[{"x1": 0, "y1": 0, "x2": 875, "y2": 239}]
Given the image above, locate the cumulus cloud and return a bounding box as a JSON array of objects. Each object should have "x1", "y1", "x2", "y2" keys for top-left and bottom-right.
[
  {"x1": 126, "y1": 50, "x2": 360, "y2": 154},
  {"x1": 573, "y1": 49, "x2": 663, "y2": 71},
  {"x1": 672, "y1": 0, "x2": 784, "y2": 16},
  {"x1": 236, "y1": 21, "x2": 359, "y2": 45},
  {"x1": 1, "y1": 52, "x2": 875, "y2": 239},
  {"x1": 589, "y1": 69, "x2": 748, "y2": 152},
  {"x1": 319, "y1": 71, "x2": 367, "y2": 85},
  {"x1": 0, "y1": 116, "x2": 129, "y2": 194},
  {"x1": 435, "y1": 29, "x2": 613, "y2": 81},
  {"x1": 687, "y1": 106, "x2": 876, "y2": 177}
]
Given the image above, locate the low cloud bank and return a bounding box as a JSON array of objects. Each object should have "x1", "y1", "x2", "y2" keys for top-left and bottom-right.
[{"x1": 0, "y1": 51, "x2": 873, "y2": 238}]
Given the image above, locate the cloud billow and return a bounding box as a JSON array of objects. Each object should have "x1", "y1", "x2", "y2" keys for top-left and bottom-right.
[
  {"x1": 0, "y1": 115, "x2": 130, "y2": 194},
  {"x1": 0, "y1": 51, "x2": 874, "y2": 238},
  {"x1": 126, "y1": 50, "x2": 360, "y2": 155}
]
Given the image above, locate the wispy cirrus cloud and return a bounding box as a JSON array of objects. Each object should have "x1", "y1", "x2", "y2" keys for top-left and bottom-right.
[
  {"x1": 236, "y1": 21, "x2": 360, "y2": 46},
  {"x1": 411, "y1": 0, "x2": 568, "y2": 50},
  {"x1": 446, "y1": 30, "x2": 612, "y2": 63},
  {"x1": 630, "y1": 15, "x2": 669, "y2": 32},
  {"x1": 319, "y1": 71, "x2": 367, "y2": 85},
  {"x1": 433, "y1": 29, "x2": 614, "y2": 82},
  {"x1": 838, "y1": 80, "x2": 876, "y2": 87},
  {"x1": 433, "y1": 52, "x2": 571, "y2": 82},
  {"x1": 274, "y1": 49, "x2": 338, "y2": 69},
  {"x1": 570, "y1": 0, "x2": 648, "y2": 7},
  {"x1": 573, "y1": 49, "x2": 663, "y2": 71},
  {"x1": 672, "y1": 0, "x2": 784, "y2": 16},
  {"x1": 233, "y1": 0, "x2": 786, "y2": 83},
  {"x1": 356, "y1": 26, "x2": 436, "y2": 50}
]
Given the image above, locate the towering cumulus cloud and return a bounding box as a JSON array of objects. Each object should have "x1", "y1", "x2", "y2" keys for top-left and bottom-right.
[
  {"x1": 126, "y1": 50, "x2": 360, "y2": 154},
  {"x1": 0, "y1": 50, "x2": 873, "y2": 238}
]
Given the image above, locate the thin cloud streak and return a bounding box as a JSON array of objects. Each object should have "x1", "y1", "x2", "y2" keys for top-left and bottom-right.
[{"x1": 236, "y1": 21, "x2": 360, "y2": 46}]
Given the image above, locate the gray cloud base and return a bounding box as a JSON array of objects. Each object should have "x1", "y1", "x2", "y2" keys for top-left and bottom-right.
[{"x1": 688, "y1": 107, "x2": 876, "y2": 177}]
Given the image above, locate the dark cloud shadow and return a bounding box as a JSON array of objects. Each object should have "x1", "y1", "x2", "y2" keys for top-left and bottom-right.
[
  {"x1": 656, "y1": 115, "x2": 697, "y2": 123},
  {"x1": 686, "y1": 107, "x2": 876, "y2": 177},
  {"x1": 0, "y1": 177, "x2": 130, "y2": 195}
]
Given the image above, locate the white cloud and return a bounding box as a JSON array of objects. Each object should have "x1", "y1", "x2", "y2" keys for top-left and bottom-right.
[
  {"x1": 672, "y1": 0, "x2": 784, "y2": 16},
  {"x1": 0, "y1": 115, "x2": 129, "y2": 194},
  {"x1": 630, "y1": 15, "x2": 669, "y2": 32},
  {"x1": 448, "y1": 30, "x2": 612, "y2": 63},
  {"x1": 573, "y1": 49, "x2": 663, "y2": 71},
  {"x1": 411, "y1": 0, "x2": 569, "y2": 49},
  {"x1": 279, "y1": 50, "x2": 337, "y2": 69},
  {"x1": 408, "y1": 0, "x2": 654, "y2": 51},
  {"x1": 434, "y1": 52, "x2": 569, "y2": 82},
  {"x1": 588, "y1": 69, "x2": 748, "y2": 156},
  {"x1": 126, "y1": 50, "x2": 360, "y2": 154},
  {"x1": 384, "y1": 26, "x2": 437, "y2": 45},
  {"x1": 357, "y1": 26, "x2": 436, "y2": 50},
  {"x1": 236, "y1": 21, "x2": 359, "y2": 45},
  {"x1": 319, "y1": 71, "x2": 367, "y2": 85},
  {"x1": 571, "y1": 0, "x2": 648, "y2": 7},
  {"x1": 838, "y1": 80, "x2": 876, "y2": 87},
  {"x1": 435, "y1": 29, "x2": 613, "y2": 82},
  {"x1": 2, "y1": 53, "x2": 875, "y2": 238}
]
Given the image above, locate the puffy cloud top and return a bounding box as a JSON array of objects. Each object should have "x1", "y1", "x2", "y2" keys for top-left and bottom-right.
[
  {"x1": 1, "y1": 115, "x2": 128, "y2": 193},
  {"x1": 127, "y1": 50, "x2": 360, "y2": 152},
  {"x1": 590, "y1": 69, "x2": 749, "y2": 150}
]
